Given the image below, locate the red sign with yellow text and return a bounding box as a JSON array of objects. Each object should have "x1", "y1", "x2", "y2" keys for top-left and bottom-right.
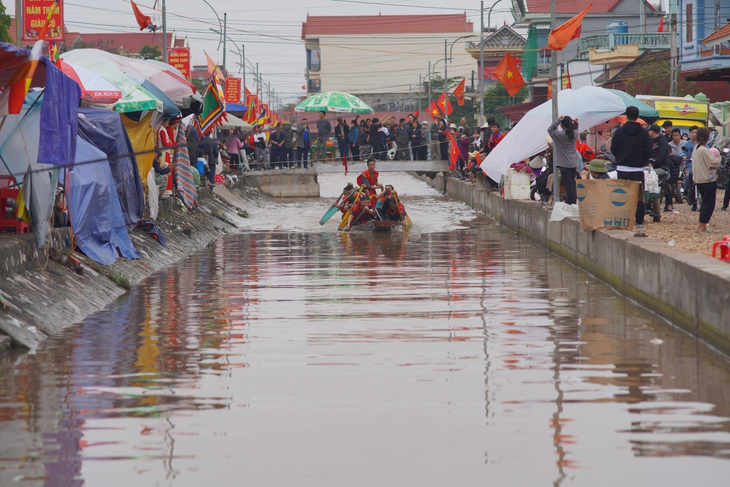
[
  {"x1": 22, "y1": 0, "x2": 64, "y2": 41},
  {"x1": 167, "y1": 48, "x2": 191, "y2": 80},
  {"x1": 225, "y1": 77, "x2": 241, "y2": 104}
]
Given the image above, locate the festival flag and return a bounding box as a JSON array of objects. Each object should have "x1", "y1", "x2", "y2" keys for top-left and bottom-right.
[
  {"x1": 548, "y1": 78, "x2": 552, "y2": 99},
  {"x1": 493, "y1": 53, "x2": 525, "y2": 97},
  {"x1": 173, "y1": 128, "x2": 198, "y2": 211},
  {"x1": 437, "y1": 91, "x2": 453, "y2": 116},
  {"x1": 255, "y1": 106, "x2": 268, "y2": 126},
  {"x1": 414, "y1": 109, "x2": 420, "y2": 119},
  {"x1": 204, "y1": 51, "x2": 226, "y2": 90},
  {"x1": 428, "y1": 101, "x2": 440, "y2": 120},
  {"x1": 657, "y1": 16, "x2": 665, "y2": 33},
  {"x1": 198, "y1": 79, "x2": 227, "y2": 136},
  {"x1": 445, "y1": 129, "x2": 459, "y2": 171},
  {"x1": 245, "y1": 86, "x2": 252, "y2": 98},
  {"x1": 453, "y1": 78, "x2": 466, "y2": 106},
  {"x1": 0, "y1": 1, "x2": 58, "y2": 115},
  {"x1": 564, "y1": 69, "x2": 572, "y2": 89},
  {"x1": 131, "y1": 0, "x2": 156, "y2": 31},
  {"x1": 548, "y1": 4, "x2": 591, "y2": 51}
]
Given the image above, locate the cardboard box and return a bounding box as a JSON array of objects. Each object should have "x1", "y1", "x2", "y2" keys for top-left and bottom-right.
[{"x1": 576, "y1": 179, "x2": 640, "y2": 231}]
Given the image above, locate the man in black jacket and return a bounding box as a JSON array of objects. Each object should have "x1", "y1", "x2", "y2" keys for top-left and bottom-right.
[{"x1": 610, "y1": 105, "x2": 653, "y2": 231}]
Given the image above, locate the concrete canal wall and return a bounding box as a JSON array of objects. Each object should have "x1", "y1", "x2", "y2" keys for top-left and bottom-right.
[
  {"x1": 414, "y1": 172, "x2": 730, "y2": 356},
  {"x1": 0, "y1": 183, "x2": 259, "y2": 353},
  {"x1": 244, "y1": 169, "x2": 320, "y2": 198}
]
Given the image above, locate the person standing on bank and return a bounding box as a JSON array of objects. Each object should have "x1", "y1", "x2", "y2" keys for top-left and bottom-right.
[
  {"x1": 547, "y1": 116, "x2": 580, "y2": 205},
  {"x1": 610, "y1": 106, "x2": 653, "y2": 232},
  {"x1": 692, "y1": 127, "x2": 721, "y2": 233},
  {"x1": 335, "y1": 117, "x2": 350, "y2": 161},
  {"x1": 316, "y1": 111, "x2": 332, "y2": 163}
]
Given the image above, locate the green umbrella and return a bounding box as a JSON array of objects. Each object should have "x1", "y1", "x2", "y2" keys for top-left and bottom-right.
[
  {"x1": 295, "y1": 91, "x2": 374, "y2": 114},
  {"x1": 605, "y1": 89, "x2": 659, "y2": 121}
]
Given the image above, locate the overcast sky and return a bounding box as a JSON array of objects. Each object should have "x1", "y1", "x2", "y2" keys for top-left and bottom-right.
[{"x1": 8, "y1": 0, "x2": 515, "y2": 103}]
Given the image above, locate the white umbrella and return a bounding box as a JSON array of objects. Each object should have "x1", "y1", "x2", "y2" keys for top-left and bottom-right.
[
  {"x1": 57, "y1": 59, "x2": 122, "y2": 105},
  {"x1": 219, "y1": 113, "x2": 252, "y2": 130},
  {"x1": 480, "y1": 86, "x2": 627, "y2": 181}
]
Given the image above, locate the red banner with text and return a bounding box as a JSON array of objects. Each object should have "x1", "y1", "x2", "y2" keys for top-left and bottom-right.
[
  {"x1": 167, "y1": 47, "x2": 191, "y2": 80},
  {"x1": 225, "y1": 77, "x2": 241, "y2": 104},
  {"x1": 22, "y1": 0, "x2": 64, "y2": 41}
]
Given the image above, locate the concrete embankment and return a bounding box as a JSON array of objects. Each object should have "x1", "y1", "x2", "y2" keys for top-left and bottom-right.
[
  {"x1": 413, "y1": 172, "x2": 730, "y2": 356},
  {"x1": 0, "y1": 182, "x2": 260, "y2": 352}
]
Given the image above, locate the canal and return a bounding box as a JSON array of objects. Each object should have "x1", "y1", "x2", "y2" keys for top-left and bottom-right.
[{"x1": 0, "y1": 174, "x2": 728, "y2": 486}]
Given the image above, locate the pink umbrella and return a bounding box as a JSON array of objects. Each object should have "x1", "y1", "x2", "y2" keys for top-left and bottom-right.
[{"x1": 57, "y1": 59, "x2": 123, "y2": 105}]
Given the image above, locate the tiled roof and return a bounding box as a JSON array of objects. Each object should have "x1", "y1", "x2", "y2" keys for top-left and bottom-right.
[
  {"x1": 302, "y1": 14, "x2": 473, "y2": 39},
  {"x1": 526, "y1": 0, "x2": 656, "y2": 14},
  {"x1": 72, "y1": 32, "x2": 176, "y2": 54},
  {"x1": 604, "y1": 49, "x2": 670, "y2": 83},
  {"x1": 702, "y1": 23, "x2": 730, "y2": 45},
  {"x1": 481, "y1": 25, "x2": 526, "y2": 49}
]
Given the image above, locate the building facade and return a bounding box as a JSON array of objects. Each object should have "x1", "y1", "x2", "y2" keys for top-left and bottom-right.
[{"x1": 302, "y1": 14, "x2": 475, "y2": 96}]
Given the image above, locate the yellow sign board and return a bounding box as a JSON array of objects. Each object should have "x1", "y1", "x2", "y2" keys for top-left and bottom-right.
[{"x1": 654, "y1": 101, "x2": 708, "y2": 122}]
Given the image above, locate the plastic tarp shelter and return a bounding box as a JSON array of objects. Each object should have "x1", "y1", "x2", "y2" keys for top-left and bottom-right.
[
  {"x1": 480, "y1": 86, "x2": 627, "y2": 182},
  {"x1": 77, "y1": 108, "x2": 145, "y2": 228},
  {"x1": 122, "y1": 112, "x2": 156, "y2": 184},
  {"x1": 0, "y1": 43, "x2": 80, "y2": 246},
  {"x1": 68, "y1": 137, "x2": 139, "y2": 265}
]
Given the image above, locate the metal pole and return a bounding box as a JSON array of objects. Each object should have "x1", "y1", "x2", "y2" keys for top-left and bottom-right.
[
  {"x1": 480, "y1": 1, "x2": 485, "y2": 126},
  {"x1": 669, "y1": 12, "x2": 678, "y2": 97},
  {"x1": 550, "y1": 0, "x2": 560, "y2": 202},
  {"x1": 242, "y1": 45, "x2": 246, "y2": 93},
  {"x1": 418, "y1": 77, "x2": 422, "y2": 116},
  {"x1": 222, "y1": 13, "x2": 227, "y2": 75},
  {"x1": 256, "y1": 63, "x2": 259, "y2": 93},
  {"x1": 15, "y1": 0, "x2": 22, "y2": 46},
  {"x1": 444, "y1": 39, "x2": 448, "y2": 126},
  {"x1": 428, "y1": 61, "x2": 432, "y2": 108},
  {"x1": 162, "y1": 0, "x2": 168, "y2": 62}
]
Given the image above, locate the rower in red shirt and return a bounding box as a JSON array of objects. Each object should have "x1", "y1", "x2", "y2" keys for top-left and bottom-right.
[
  {"x1": 356, "y1": 157, "x2": 384, "y2": 205},
  {"x1": 344, "y1": 193, "x2": 375, "y2": 231},
  {"x1": 376, "y1": 185, "x2": 407, "y2": 226}
]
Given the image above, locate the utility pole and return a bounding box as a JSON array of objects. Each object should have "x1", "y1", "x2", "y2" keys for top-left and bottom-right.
[
  {"x1": 428, "y1": 60, "x2": 432, "y2": 108},
  {"x1": 444, "y1": 39, "x2": 448, "y2": 126},
  {"x1": 256, "y1": 63, "x2": 259, "y2": 93},
  {"x1": 242, "y1": 45, "x2": 246, "y2": 95},
  {"x1": 222, "y1": 13, "x2": 227, "y2": 75},
  {"x1": 479, "y1": 0, "x2": 485, "y2": 126},
  {"x1": 418, "y1": 75, "x2": 422, "y2": 116},
  {"x1": 15, "y1": 0, "x2": 22, "y2": 47},
  {"x1": 670, "y1": 12, "x2": 678, "y2": 96},
  {"x1": 162, "y1": 0, "x2": 168, "y2": 63},
  {"x1": 550, "y1": 0, "x2": 560, "y2": 202}
]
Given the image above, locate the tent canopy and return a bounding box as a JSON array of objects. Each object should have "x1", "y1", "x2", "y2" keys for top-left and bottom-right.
[
  {"x1": 481, "y1": 86, "x2": 627, "y2": 181},
  {"x1": 219, "y1": 113, "x2": 252, "y2": 130}
]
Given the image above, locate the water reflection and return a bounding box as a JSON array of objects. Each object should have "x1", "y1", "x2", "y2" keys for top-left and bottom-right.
[{"x1": 0, "y1": 223, "x2": 729, "y2": 486}]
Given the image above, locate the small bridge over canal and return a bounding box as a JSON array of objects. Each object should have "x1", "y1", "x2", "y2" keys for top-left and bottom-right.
[{"x1": 243, "y1": 160, "x2": 450, "y2": 198}]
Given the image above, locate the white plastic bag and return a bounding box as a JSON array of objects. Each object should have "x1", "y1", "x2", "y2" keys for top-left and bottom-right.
[
  {"x1": 147, "y1": 170, "x2": 159, "y2": 221},
  {"x1": 550, "y1": 202, "x2": 579, "y2": 222}
]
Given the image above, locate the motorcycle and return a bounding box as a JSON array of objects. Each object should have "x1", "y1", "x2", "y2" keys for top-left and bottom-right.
[{"x1": 717, "y1": 147, "x2": 730, "y2": 190}]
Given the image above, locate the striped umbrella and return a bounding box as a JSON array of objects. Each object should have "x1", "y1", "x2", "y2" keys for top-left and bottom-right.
[{"x1": 295, "y1": 91, "x2": 374, "y2": 114}]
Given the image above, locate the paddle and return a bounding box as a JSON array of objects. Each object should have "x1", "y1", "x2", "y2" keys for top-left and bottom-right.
[
  {"x1": 339, "y1": 185, "x2": 365, "y2": 231},
  {"x1": 393, "y1": 193, "x2": 413, "y2": 229},
  {"x1": 320, "y1": 187, "x2": 357, "y2": 225}
]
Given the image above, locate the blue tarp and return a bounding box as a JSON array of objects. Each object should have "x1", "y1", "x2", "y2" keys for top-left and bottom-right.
[
  {"x1": 38, "y1": 54, "x2": 80, "y2": 167},
  {"x1": 77, "y1": 108, "x2": 145, "y2": 228},
  {"x1": 226, "y1": 103, "x2": 247, "y2": 113},
  {"x1": 68, "y1": 137, "x2": 139, "y2": 265}
]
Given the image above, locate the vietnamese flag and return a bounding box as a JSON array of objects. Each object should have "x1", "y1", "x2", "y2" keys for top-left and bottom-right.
[
  {"x1": 131, "y1": 1, "x2": 155, "y2": 31},
  {"x1": 437, "y1": 91, "x2": 453, "y2": 116},
  {"x1": 493, "y1": 53, "x2": 525, "y2": 97},
  {"x1": 547, "y1": 4, "x2": 592, "y2": 51},
  {"x1": 428, "y1": 101, "x2": 440, "y2": 120},
  {"x1": 453, "y1": 78, "x2": 466, "y2": 106},
  {"x1": 414, "y1": 109, "x2": 420, "y2": 119},
  {"x1": 445, "y1": 129, "x2": 459, "y2": 170}
]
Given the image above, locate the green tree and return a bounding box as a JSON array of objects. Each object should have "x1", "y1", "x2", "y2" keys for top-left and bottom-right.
[
  {"x1": 0, "y1": 1, "x2": 13, "y2": 43},
  {"x1": 139, "y1": 44, "x2": 162, "y2": 60},
  {"x1": 481, "y1": 83, "x2": 529, "y2": 127},
  {"x1": 191, "y1": 78, "x2": 207, "y2": 93},
  {"x1": 623, "y1": 59, "x2": 695, "y2": 98}
]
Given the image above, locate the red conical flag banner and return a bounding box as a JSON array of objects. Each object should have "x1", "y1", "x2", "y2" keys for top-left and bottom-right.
[
  {"x1": 131, "y1": 1, "x2": 155, "y2": 31},
  {"x1": 437, "y1": 91, "x2": 453, "y2": 116},
  {"x1": 548, "y1": 78, "x2": 552, "y2": 99},
  {"x1": 453, "y1": 78, "x2": 466, "y2": 106},
  {"x1": 657, "y1": 16, "x2": 665, "y2": 33},
  {"x1": 428, "y1": 101, "x2": 440, "y2": 120},
  {"x1": 445, "y1": 129, "x2": 459, "y2": 170},
  {"x1": 547, "y1": 4, "x2": 592, "y2": 51},
  {"x1": 414, "y1": 109, "x2": 420, "y2": 119},
  {"x1": 493, "y1": 53, "x2": 526, "y2": 97}
]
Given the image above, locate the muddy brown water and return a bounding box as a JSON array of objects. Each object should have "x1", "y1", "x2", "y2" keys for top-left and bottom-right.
[{"x1": 0, "y1": 174, "x2": 729, "y2": 486}]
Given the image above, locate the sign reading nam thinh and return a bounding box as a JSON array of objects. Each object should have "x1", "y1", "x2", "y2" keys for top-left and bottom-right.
[
  {"x1": 167, "y1": 48, "x2": 191, "y2": 80},
  {"x1": 22, "y1": 0, "x2": 64, "y2": 41}
]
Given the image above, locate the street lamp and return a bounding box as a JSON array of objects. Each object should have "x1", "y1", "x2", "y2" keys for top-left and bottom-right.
[{"x1": 202, "y1": 0, "x2": 223, "y2": 50}]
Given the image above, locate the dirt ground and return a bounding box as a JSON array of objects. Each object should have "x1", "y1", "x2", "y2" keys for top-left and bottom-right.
[{"x1": 643, "y1": 188, "x2": 730, "y2": 256}]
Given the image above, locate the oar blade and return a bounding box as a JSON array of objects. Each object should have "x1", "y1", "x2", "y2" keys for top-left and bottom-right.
[{"x1": 319, "y1": 206, "x2": 340, "y2": 225}]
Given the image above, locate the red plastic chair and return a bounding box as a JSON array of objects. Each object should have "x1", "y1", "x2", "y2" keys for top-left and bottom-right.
[{"x1": 0, "y1": 176, "x2": 29, "y2": 234}]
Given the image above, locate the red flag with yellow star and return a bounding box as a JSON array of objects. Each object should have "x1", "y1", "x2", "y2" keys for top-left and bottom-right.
[
  {"x1": 493, "y1": 53, "x2": 525, "y2": 97},
  {"x1": 437, "y1": 91, "x2": 453, "y2": 116},
  {"x1": 428, "y1": 101, "x2": 440, "y2": 120},
  {"x1": 453, "y1": 78, "x2": 466, "y2": 106}
]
